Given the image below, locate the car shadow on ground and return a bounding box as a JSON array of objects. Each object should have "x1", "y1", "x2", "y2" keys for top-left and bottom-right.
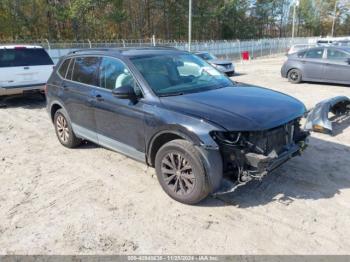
[
  {"x1": 0, "y1": 94, "x2": 46, "y2": 109},
  {"x1": 79, "y1": 140, "x2": 100, "y2": 149},
  {"x1": 303, "y1": 81, "x2": 350, "y2": 88},
  {"x1": 200, "y1": 136, "x2": 350, "y2": 208}
]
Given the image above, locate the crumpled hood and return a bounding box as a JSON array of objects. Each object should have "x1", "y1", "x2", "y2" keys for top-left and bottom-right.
[{"x1": 159, "y1": 84, "x2": 306, "y2": 131}]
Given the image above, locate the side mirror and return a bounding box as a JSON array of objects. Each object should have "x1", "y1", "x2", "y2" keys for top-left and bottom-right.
[
  {"x1": 112, "y1": 85, "x2": 137, "y2": 100},
  {"x1": 347, "y1": 58, "x2": 350, "y2": 65}
]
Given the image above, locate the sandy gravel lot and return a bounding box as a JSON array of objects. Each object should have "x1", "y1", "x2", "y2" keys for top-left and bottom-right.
[{"x1": 0, "y1": 56, "x2": 350, "y2": 255}]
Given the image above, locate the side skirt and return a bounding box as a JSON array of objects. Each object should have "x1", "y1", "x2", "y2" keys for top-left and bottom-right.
[{"x1": 72, "y1": 123, "x2": 146, "y2": 163}]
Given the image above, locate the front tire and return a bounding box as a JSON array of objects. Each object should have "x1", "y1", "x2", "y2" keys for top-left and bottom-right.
[
  {"x1": 288, "y1": 69, "x2": 302, "y2": 83},
  {"x1": 54, "y1": 109, "x2": 82, "y2": 148},
  {"x1": 155, "y1": 139, "x2": 209, "y2": 204}
]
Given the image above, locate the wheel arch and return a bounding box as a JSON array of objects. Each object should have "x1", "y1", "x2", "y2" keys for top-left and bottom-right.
[
  {"x1": 287, "y1": 67, "x2": 302, "y2": 77},
  {"x1": 146, "y1": 128, "x2": 202, "y2": 167},
  {"x1": 49, "y1": 101, "x2": 71, "y2": 123},
  {"x1": 147, "y1": 128, "x2": 223, "y2": 193},
  {"x1": 50, "y1": 103, "x2": 62, "y2": 122}
]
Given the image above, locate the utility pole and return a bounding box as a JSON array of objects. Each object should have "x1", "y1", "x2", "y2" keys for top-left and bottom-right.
[
  {"x1": 188, "y1": 0, "x2": 192, "y2": 52},
  {"x1": 292, "y1": 0, "x2": 299, "y2": 39},
  {"x1": 331, "y1": 0, "x2": 337, "y2": 37}
]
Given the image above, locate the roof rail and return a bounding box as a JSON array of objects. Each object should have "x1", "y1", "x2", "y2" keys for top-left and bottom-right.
[
  {"x1": 68, "y1": 46, "x2": 178, "y2": 54},
  {"x1": 68, "y1": 48, "x2": 118, "y2": 54}
]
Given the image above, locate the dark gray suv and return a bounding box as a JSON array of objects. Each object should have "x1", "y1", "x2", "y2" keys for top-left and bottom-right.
[{"x1": 46, "y1": 47, "x2": 309, "y2": 204}]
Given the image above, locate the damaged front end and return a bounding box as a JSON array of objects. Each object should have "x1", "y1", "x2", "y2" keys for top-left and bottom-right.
[{"x1": 211, "y1": 119, "x2": 309, "y2": 195}]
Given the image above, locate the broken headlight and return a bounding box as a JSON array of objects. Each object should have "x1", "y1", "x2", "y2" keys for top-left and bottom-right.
[{"x1": 210, "y1": 131, "x2": 242, "y2": 145}]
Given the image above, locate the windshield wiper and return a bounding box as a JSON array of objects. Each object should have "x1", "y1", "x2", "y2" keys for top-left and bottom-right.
[{"x1": 158, "y1": 92, "x2": 184, "y2": 97}]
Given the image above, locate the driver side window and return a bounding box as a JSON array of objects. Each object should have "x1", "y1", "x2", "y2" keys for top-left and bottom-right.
[{"x1": 99, "y1": 57, "x2": 136, "y2": 91}]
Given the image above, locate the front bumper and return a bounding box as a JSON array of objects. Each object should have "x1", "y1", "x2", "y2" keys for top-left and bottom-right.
[
  {"x1": 280, "y1": 63, "x2": 288, "y2": 78},
  {"x1": 211, "y1": 120, "x2": 310, "y2": 195},
  {"x1": 245, "y1": 141, "x2": 307, "y2": 174},
  {"x1": 212, "y1": 64, "x2": 235, "y2": 75},
  {"x1": 213, "y1": 140, "x2": 308, "y2": 195}
]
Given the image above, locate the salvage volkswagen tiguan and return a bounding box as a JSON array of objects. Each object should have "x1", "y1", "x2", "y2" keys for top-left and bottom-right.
[{"x1": 46, "y1": 47, "x2": 309, "y2": 204}]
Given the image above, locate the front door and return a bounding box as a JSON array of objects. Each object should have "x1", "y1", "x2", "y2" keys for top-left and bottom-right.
[
  {"x1": 324, "y1": 48, "x2": 350, "y2": 84},
  {"x1": 92, "y1": 56, "x2": 146, "y2": 161},
  {"x1": 302, "y1": 47, "x2": 326, "y2": 80}
]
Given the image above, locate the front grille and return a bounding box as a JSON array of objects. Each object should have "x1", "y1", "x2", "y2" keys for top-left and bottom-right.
[{"x1": 247, "y1": 123, "x2": 294, "y2": 155}]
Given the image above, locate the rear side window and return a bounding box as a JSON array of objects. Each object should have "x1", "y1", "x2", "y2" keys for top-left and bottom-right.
[
  {"x1": 72, "y1": 56, "x2": 100, "y2": 86},
  {"x1": 0, "y1": 48, "x2": 53, "y2": 68},
  {"x1": 327, "y1": 49, "x2": 350, "y2": 60},
  {"x1": 58, "y1": 58, "x2": 71, "y2": 78},
  {"x1": 305, "y1": 48, "x2": 324, "y2": 59}
]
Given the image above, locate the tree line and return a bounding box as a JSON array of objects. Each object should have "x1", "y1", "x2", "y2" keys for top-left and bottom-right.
[{"x1": 0, "y1": 0, "x2": 349, "y2": 41}]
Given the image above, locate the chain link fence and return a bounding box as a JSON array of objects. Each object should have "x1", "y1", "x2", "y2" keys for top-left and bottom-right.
[{"x1": 2, "y1": 37, "x2": 317, "y2": 64}]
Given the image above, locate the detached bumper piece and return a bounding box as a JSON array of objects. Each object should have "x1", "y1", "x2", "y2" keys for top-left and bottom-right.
[
  {"x1": 305, "y1": 96, "x2": 350, "y2": 135},
  {"x1": 212, "y1": 120, "x2": 309, "y2": 195}
]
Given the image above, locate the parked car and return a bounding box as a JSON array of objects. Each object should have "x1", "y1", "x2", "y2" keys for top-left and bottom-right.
[
  {"x1": 194, "y1": 51, "x2": 235, "y2": 76},
  {"x1": 0, "y1": 45, "x2": 54, "y2": 97},
  {"x1": 316, "y1": 39, "x2": 334, "y2": 46},
  {"x1": 333, "y1": 40, "x2": 350, "y2": 47},
  {"x1": 46, "y1": 47, "x2": 309, "y2": 204},
  {"x1": 287, "y1": 44, "x2": 316, "y2": 55},
  {"x1": 281, "y1": 46, "x2": 350, "y2": 85}
]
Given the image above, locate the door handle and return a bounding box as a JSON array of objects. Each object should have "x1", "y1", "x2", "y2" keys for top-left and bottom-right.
[
  {"x1": 62, "y1": 85, "x2": 69, "y2": 91},
  {"x1": 23, "y1": 66, "x2": 30, "y2": 70},
  {"x1": 95, "y1": 94, "x2": 104, "y2": 102}
]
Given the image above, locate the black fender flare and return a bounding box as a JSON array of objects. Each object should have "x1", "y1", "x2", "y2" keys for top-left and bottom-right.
[
  {"x1": 147, "y1": 127, "x2": 223, "y2": 193},
  {"x1": 146, "y1": 126, "x2": 202, "y2": 164},
  {"x1": 48, "y1": 100, "x2": 74, "y2": 127}
]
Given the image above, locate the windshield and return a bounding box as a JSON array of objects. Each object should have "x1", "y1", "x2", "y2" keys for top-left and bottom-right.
[
  {"x1": 196, "y1": 52, "x2": 216, "y2": 60},
  {"x1": 130, "y1": 53, "x2": 234, "y2": 96}
]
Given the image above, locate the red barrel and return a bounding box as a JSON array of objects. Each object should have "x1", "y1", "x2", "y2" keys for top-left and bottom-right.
[{"x1": 241, "y1": 51, "x2": 250, "y2": 60}]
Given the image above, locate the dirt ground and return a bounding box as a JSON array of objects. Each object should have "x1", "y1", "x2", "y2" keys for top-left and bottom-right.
[{"x1": 0, "y1": 56, "x2": 350, "y2": 255}]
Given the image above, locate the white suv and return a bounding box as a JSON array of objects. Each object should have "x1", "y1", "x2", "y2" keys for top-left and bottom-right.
[{"x1": 0, "y1": 45, "x2": 54, "y2": 97}]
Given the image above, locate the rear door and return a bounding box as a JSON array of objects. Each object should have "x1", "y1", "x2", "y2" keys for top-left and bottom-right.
[
  {"x1": 301, "y1": 48, "x2": 326, "y2": 80},
  {"x1": 324, "y1": 48, "x2": 350, "y2": 84},
  {"x1": 60, "y1": 56, "x2": 101, "y2": 141},
  {"x1": 0, "y1": 47, "x2": 54, "y2": 92}
]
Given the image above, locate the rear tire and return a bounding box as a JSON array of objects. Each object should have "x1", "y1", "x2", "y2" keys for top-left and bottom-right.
[
  {"x1": 288, "y1": 69, "x2": 302, "y2": 84},
  {"x1": 155, "y1": 139, "x2": 209, "y2": 204},
  {"x1": 0, "y1": 96, "x2": 7, "y2": 108},
  {"x1": 54, "y1": 109, "x2": 82, "y2": 148}
]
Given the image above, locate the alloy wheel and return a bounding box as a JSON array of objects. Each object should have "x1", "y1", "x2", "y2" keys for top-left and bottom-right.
[
  {"x1": 56, "y1": 114, "x2": 70, "y2": 143},
  {"x1": 161, "y1": 152, "x2": 196, "y2": 196},
  {"x1": 290, "y1": 71, "x2": 299, "y2": 81}
]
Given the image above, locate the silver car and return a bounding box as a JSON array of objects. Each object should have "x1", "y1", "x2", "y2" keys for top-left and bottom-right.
[
  {"x1": 195, "y1": 52, "x2": 235, "y2": 76},
  {"x1": 281, "y1": 46, "x2": 350, "y2": 85}
]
